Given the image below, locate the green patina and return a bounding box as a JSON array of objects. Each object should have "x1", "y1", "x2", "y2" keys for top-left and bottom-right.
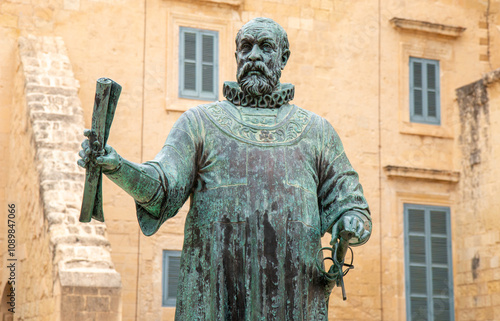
[{"x1": 80, "y1": 17, "x2": 372, "y2": 320}]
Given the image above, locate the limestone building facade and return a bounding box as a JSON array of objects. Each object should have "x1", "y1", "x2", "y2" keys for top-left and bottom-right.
[{"x1": 0, "y1": 0, "x2": 500, "y2": 320}]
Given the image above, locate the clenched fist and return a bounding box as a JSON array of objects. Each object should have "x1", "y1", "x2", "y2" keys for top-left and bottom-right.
[{"x1": 77, "y1": 129, "x2": 121, "y2": 173}]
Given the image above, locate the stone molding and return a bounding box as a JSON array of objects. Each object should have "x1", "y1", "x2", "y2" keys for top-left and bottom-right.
[
  {"x1": 390, "y1": 17, "x2": 466, "y2": 38},
  {"x1": 18, "y1": 35, "x2": 121, "y2": 289},
  {"x1": 384, "y1": 165, "x2": 460, "y2": 183},
  {"x1": 196, "y1": 0, "x2": 243, "y2": 6},
  {"x1": 482, "y1": 68, "x2": 500, "y2": 86}
]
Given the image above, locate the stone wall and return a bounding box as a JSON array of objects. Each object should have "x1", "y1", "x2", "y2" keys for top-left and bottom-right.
[
  {"x1": 59, "y1": 285, "x2": 121, "y2": 321},
  {"x1": 1, "y1": 34, "x2": 121, "y2": 321},
  {"x1": 455, "y1": 69, "x2": 500, "y2": 321},
  {"x1": 2, "y1": 45, "x2": 57, "y2": 320},
  {"x1": 1, "y1": 0, "x2": 500, "y2": 320}
]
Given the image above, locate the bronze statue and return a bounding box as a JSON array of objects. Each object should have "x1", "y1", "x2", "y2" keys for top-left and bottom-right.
[{"x1": 78, "y1": 17, "x2": 372, "y2": 320}]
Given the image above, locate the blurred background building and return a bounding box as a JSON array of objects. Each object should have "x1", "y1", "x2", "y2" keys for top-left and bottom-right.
[{"x1": 1, "y1": 0, "x2": 500, "y2": 320}]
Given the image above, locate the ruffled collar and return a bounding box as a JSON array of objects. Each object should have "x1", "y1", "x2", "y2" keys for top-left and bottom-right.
[{"x1": 223, "y1": 81, "x2": 294, "y2": 109}]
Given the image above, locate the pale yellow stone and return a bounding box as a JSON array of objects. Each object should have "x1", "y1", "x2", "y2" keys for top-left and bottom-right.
[
  {"x1": 0, "y1": 13, "x2": 18, "y2": 28},
  {"x1": 2, "y1": 0, "x2": 500, "y2": 320}
]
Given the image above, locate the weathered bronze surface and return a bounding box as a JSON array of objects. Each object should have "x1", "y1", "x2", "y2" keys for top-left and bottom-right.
[
  {"x1": 78, "y1": 17, "x2": 372, "y2": 320},
  {"x1": 79, "y1": 78, "x2": 121, "y2": 222}
]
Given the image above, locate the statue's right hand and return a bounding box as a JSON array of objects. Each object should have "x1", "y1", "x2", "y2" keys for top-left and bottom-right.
[{"x1": 77, "y1": 129, "x2": 121, "y2": 173}]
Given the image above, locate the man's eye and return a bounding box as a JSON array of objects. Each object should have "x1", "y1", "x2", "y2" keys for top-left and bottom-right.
[{"x1": 261, "y1": 43, "x2": 273, "y2": 51}]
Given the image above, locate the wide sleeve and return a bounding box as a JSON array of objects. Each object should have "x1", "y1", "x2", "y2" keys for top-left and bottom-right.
[
  {"x1": 136, "y1": 108, "x2": 203, "y2": 236},
  {"x1": 317, "y1": 118, "x2": 371, "y2": 236}
]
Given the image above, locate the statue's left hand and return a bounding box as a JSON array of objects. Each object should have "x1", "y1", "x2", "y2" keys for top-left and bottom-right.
[{"x1": 331, "y1": 212, "x2": 371, "y2": 246}]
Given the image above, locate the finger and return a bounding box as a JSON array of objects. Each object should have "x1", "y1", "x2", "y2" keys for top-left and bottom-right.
[
  {"x1": 78, "y1": 149, "x2": 87, "y2": 159},
  {"x1": 104, "y1": 145, "x2": 113, "y2": 155},
  {"x1": 360, "y1": 229, "x2": 371, "y2": 242},
  {"x1": 330, "y1": 222, "x2": 339, "y2": 245},
  {"x1": 81, "y1": 139, "x2": 90, "y2": 150},
  {"x1": 83, "y1": 129, "x2": 91, "y2": 137},
  {"x1": 343, "y1": 215, "x2": 353, "y2": 231},
  {"x1": 77, "y1": 159, "x2": 86, "y2": 168},
  {"x1": 356, "y1": 220, "x2": 365, "y2": 239},
  {"x1": 79, "y1": 148, "x2": 90, "y2": 162},
  {"x1": 93, "y1": 140, "x2": 101, "y2": 150},
  {"x1": 83, "y1": 143, "x2": 92, "y2": 156}
]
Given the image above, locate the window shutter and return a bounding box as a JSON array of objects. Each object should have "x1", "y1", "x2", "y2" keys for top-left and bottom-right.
[
  {"x1": 405, "y1": 205, "x2": 454, "y2": 321},
  {"x1": 430, "y1": 210, "x2": 451, "y2": 321},
  {"x1": 162, "y1": 251, "x2": 182, "y2": 307},
  {"x1": 168, "y1": 256, "x2": 181, "y2": 299},
  {"x1": 201, "y1": 34, "x2": 215, "y2": 93},
  {"x1": 427, "y1": 63, "x2": 437, "y2": 117},
  {"x1": 183, "y1": 32, "x2": 197, "y2": 91},
  {"x1": 409, "y1": 57, "x2": 440, "y2": 125},
  {"x1": 412, "y1": 61, "x2": 423, "y2": 116},
  {"x1": 407, "y1": 208, "x2": 428, "y2": 318},
  {"x1": 179, "y1": 27, "x2": 218, "y2": 100}
]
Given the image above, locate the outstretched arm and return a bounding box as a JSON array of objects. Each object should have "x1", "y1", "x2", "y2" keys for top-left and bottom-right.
[{"x1": 79, "y1": 108, "x2": 202, "y2": 235}]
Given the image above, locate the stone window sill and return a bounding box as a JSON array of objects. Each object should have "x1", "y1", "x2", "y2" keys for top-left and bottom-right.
[{"x1": 399, "y1": 121, "x2": 453, "y2": 139}]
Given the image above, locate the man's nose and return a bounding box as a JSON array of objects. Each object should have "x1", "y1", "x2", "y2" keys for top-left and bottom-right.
[{"x1": 248, "y1": 44, "x2": 262, "y2": 61}]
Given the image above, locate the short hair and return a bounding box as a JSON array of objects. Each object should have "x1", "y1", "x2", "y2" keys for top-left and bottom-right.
[{"x1": 236, "y1": 17, "x2": 290, "y2": 53}]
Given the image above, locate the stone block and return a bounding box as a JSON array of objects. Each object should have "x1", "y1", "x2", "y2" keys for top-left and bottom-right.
[
  {"x1": 61, "y1": 295, "x2": 84, "y2": 314},
  {"x1": 488, "y1": 280, "x2": 500, "y2": 293},
  {"x1": 476, "y1": 306, "x2": 494, "y2": 320},
  {"x1": 109, "y1": 295, "x2": 121, "y2": 312},
  {"x1": 61, "y1": 286, "x2": 74, "y2": 295},
  {"x1": 59, "y1": 270, "x2": 121, "y2": 288},
  {"x1": 72, "y1": 286, "x2": 99, "y2": 297},
  {"x1": 99, "y1": 287, "x2": 121, "y2": 296},
  {"x1": 301, "y1": 18, "x2": 314, "y2": 31},
  {"x1": 86, "y1": 296, "x2": 110, "y2": 312},
  {"x1": 96, "y1": 312, "x2": 120, "y2": 321},
  {"x1": 492, "y1": 293, "x2": 500, "y2": 306},
  {"x1": 64, "y1": 0, "x2": 81, "y2": 11},
  {"x1": 287, "y1": 16, "x2": 301, "y2": 29},
  {"x1": 74, "y1": 311, "x2": 96, "y2": 321}
]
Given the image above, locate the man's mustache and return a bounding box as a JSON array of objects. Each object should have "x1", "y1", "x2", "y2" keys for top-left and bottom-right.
[{"x1": 238, "y1": 61, "x2": 272, "y2": 80}]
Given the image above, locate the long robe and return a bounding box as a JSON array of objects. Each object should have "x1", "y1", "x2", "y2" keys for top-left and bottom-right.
[{"x1": 136, "y1": 100, "x2": 370, "y2": 320}]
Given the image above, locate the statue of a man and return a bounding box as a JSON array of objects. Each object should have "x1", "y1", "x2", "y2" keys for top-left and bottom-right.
[{"x1": 79, "y1": 17, "x2": 371, "y2": 320}]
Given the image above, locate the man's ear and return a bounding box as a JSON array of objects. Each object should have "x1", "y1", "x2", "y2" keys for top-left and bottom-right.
[{"x1": 280, "y1": 49, "x2": 290, "y2": 69}]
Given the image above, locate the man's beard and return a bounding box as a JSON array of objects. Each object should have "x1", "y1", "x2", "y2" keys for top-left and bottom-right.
[{"x1": 237, "y1": 61, "x2": 281, "y2": 96}]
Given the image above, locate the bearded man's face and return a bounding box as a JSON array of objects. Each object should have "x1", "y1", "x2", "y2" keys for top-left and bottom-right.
[{"x1": 235, "y1": 27, "x2": 283, "y2": 96}]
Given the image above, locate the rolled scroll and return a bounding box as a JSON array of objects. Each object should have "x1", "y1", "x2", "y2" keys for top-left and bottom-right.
[{"x1": 79, "y1": 78, "x2": 122, "y2": 222}]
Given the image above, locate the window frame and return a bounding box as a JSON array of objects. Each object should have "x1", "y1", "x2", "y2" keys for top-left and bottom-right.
[
  {"x1": 162, "y1": 250, "x2": 182, "y2": 307},
  {"x1": 404, "y1": 204, "x2": 454, "y2": 321},
  {"x1": 179, "y1": 27, "x2": 219, "y2": 101},
  {"x1": 409, "y1": 57, "x2": 441, "y2": 125}
]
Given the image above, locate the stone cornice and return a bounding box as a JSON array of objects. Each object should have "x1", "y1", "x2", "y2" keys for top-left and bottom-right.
[
  {"x1": 390, "y1": 17, "x2": 466, "y2": 38},
  {"x1": 197, "y1": 0, "x2": 242, "y2": 6},
  {"x1": 384, "y1": 165, "x2": 460, "y2": 183},
  {"x1": 482, "y1": 68, "x2": 500, "y2": 86}
]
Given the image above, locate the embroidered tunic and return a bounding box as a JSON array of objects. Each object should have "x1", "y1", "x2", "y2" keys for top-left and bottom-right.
[{"x1": 136, "y1": 93, "x2": 370, "y2": 320}]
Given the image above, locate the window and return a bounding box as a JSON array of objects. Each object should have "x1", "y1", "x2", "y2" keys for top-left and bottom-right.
[
  {"x1": 162, "y1": 250, "x2": 182, "y2": 307},
  {"x1": 409, "y1": 57, "x2": 440, "y2": 125},
  {"x1": 179, "y1": 27, "x2": 218, "y2": 100},
  {"x1": 404, "y1": 204, "x2": 454, "y2": 321}
]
